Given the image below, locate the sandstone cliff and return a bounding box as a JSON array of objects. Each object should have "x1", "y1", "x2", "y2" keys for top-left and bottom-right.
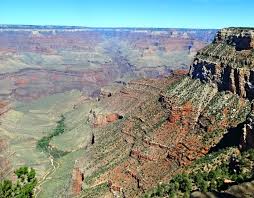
[
  {"x1": 189, "y1": 28, "x2": 254, "y2": 151},
  {"x1": 190, "y1": 28, "x2": 254, "y2": 99}
]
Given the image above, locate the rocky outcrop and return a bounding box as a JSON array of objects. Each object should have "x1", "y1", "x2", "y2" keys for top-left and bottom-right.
[
  {"x1": 78, "y1": 75, "x2": 251, "y2": 197},
  {"x1": 71, "y1": 167, "x2": 84, "y2": 196},
  {"x1": 88, "y1": 110, "x2": 123, "y2": 127},
  {"x1": 189, "y1": 28, "x2": 254, "y2": 100},
  {"x1": 240, "y1": 110, "x2": 254, "y2": 149},
  {"x1": 215, "y1": 28, "x2": 254, "y2": 50},
  {"x1": 189, "y1": 28, "x2": 254, "y2": 151}
]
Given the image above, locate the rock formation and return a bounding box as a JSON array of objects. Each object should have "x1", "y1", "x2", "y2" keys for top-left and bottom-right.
[
  {"x1": 74, "y1": 28, "x2": 254, "y2": 197},
  {"x1": 189, "y1": 28, "x2": 254, "y2": 152},
  {"x1": 4, "y1": 26, "x2": 254, "y2": 197},
  {"x1": 0, "y1": 100, "x2": 10, "y2": 115},
  {"x1": 76, "y1": 74, "x2": 250, "y2": 197},
  {"x1": 71, "y1": 167, "x2": 84, "y2": 196},
  {"x1": 88, "y1": 110, "x2": 123, "y2": 127},
  {"x1": 190, "y1": 28, "x2": 254, "y2": 99},
  {"x1": 240, "y1": 109, "x2": 254, "y2": 149}
]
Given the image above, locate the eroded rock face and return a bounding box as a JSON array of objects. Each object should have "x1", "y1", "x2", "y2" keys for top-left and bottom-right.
[
  {"x1": 89, "y1": 110, "x2": 123, "y2": 127},
  {"x1": 215, "y1": 28, "x2": 254, "y2": 51},
  {"x1": 240, "y1": 112, "x2": 254, "y2": 149},
  {"x1": 71, "y1": 167, "x2": 84, "y2": 196},
  {"x1": 77, "y1": 76, "x2": 250, "y2": 197},
  {"x1": 189, "y1": 28, "x2": 254, "y2": 100},
  {"x1": 190, "y1": 28, "x2": 254, "y2": 152}
]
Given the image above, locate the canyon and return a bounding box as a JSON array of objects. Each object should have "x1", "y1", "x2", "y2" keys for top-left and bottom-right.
[
  {"x1": 0, "y1": 25, "x2": 216, "y2": 197},
  {"x1": 2, "y1": 26, "x2": 254, "y2": 198},
  {"x1": 0, "y1": 25, "x2": 216, "y2": 102},
  {"x1": 75, "y1": 28, "x2": 254, "y2": 197}
]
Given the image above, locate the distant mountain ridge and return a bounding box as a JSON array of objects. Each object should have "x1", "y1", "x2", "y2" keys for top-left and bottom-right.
[
  {"x1": 0, "y1": 24, "x2": 217, "y2": 30},
  {"x1": 0, "y1": 25, "x2": 216, "y2": 103},
  {"x1": 0, "y1": 25, "x2": 217, "y2": 43}
]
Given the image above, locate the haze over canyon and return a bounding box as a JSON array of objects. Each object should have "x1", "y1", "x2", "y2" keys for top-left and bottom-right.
[{"x1": 2, "y1": 25, "x2": 254, "y2": 198}]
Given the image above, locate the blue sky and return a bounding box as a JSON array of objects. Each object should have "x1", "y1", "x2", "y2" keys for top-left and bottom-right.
[{"x1": 0, "y1": 0, "x2": 253, "y2": 28}]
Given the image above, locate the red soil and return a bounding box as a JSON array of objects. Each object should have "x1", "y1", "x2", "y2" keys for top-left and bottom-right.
[{"x1": 71, "y1": 168, "x2": 84, "y2": 195}]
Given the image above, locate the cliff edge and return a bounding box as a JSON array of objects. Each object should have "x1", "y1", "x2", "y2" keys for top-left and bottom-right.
[{"x1": 190, "y1": 27, "x2": 254, "y2": 99}]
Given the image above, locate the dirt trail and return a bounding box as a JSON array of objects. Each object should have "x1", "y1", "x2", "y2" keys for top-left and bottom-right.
[{"x1": 34, "y1": 156, "x2": 60, "y2": 198}]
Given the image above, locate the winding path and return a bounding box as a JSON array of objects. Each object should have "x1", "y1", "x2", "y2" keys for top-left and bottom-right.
[{"x1": 34, "y1": 156, "x2": 60, "y2": 198}]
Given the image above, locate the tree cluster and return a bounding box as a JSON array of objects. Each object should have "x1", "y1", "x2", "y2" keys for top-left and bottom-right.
[
  {"x1": 0, "y1": 166, "x2": 37, "y2": 198},
  {"x1": 37, "y1": 115, "x2": 68, "y2": 158},
  {"x1": 145, "y1": 149, "x2": 254, "y2": 198}
]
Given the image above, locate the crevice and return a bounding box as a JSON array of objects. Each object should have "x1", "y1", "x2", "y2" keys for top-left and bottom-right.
[
  {"x1": 91, "y1": 133, "x2": 95, "y2": 145},
  {"x1": 81, "y1": 173, "x2": 84, "y2": 181},
  {"x1": 245, "y1": 70, "x2": 254, "y2": 100},
  {"x1": 219, "y1": 65, "x2": 231, "y2": 92},
  {"x1": 209, "y1": 122, "x2": 245, "y2": 153},
  {"x1": 234, "y1": 69, "x2": 240, "y2": 95}
]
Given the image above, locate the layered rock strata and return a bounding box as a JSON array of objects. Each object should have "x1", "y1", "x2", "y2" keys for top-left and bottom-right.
[{"x1": 190, "y1": 28, "x2": 254, "y2": 99}]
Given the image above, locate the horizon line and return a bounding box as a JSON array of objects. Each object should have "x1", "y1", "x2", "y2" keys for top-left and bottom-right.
[{"x1": 0, "y1": 23, "x2": 221, "y2": 30}]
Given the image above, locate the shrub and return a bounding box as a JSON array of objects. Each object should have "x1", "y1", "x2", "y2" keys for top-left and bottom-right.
[
  {"x1": 36, "y1": 115, "x2": 67, "y2": 157},
  {"x1": 248, "y1": 149, "x2": 254, "y2": 161},
  {"x1": 193, "y1": 172, "x2": 208, "y2": 192},
  {"x1": 174, "y1": 174, "x2": 192, "y2": 193},
  {"x1": 0, "y1": 166, "x2": 37, "y2": 198},
  {"x1": 145, "y1": 148, "x2": 254, "y2": 197}
]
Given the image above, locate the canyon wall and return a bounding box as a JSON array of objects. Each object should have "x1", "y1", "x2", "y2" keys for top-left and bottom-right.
[
  {"x1": 190, "y1": 28, "x2": 254, "y2": 99},
  {"x1": 190, "y1": 28, "x2": 254, "y2": 151}
]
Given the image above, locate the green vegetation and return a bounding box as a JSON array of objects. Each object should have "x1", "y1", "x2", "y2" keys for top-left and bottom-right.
[
  {"x1": 145, "y1": 148, "x2": 254, "y2": 198},
  {"x1": 81, "y1": 182, "x2": 109, "y2": 198},
  {"x1": 166, "y1": 77, "x2": 217, "y2": 108},
  {"x1": 37, "y1": 115, "x2": 69, "y2": 158},
  {"x1": 0, "y1": 166, "x2": 37, "y2": 198},
  {"x1": 202, "y1": 129, "x2": 225, "y2": 144}
]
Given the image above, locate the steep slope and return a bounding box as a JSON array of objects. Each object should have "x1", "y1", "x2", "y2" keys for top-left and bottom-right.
[
  {"x1": 189, "y1": 27, "x2": 254, "y2": 151},
  {"x1": 0, "y1": 26, "x2": 216, "y2": 198},
  {"x1": 69, "y1": 28, "x2": 254, "y2": 198},
  {"x1": 3, "y1": 27, "x2": 254, "y2": 198},
  {"x1": 189, "y1": 28, "x2": 254, "y2": 99},
  {"x1": 141, "y1": 28, "x2": 254, "y2": 198},
  {"x1": 71, "y1": 76, "x2": 249, "y2": 198}
]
